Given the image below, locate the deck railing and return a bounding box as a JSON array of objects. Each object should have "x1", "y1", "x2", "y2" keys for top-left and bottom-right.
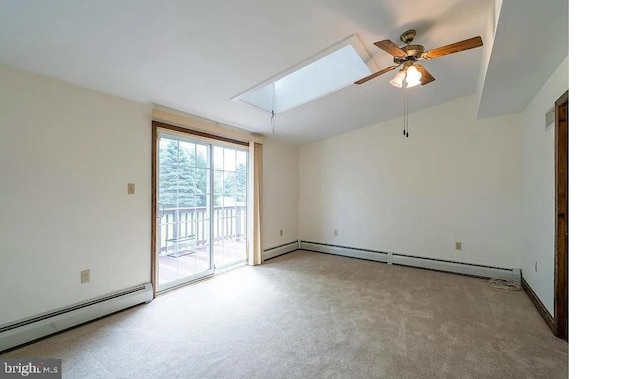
[{"x1": 158, "y1": 205, "x2": 246, "y2": 254}]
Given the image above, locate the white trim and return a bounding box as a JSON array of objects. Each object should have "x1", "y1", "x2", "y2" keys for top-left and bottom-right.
[
  {"x1": 0, "y1": 283, "x2": 152, "y2": 352},
  {"x1": 300, "y1": 242, "x2": 520, "y2": 281},
  {"x1": 230, "y1": 34, "x2": 378, "y2": 105},
  {"x1": 263, "y1": 241, "x2": 299, "y2": 261},
  {"x1": 299, "y1": 242, "x2": 387, "y2": 263}
]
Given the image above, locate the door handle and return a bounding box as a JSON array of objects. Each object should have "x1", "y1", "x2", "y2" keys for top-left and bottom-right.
[{"x1": 157, "y1": 203, "x2": 165, "y2": 219}]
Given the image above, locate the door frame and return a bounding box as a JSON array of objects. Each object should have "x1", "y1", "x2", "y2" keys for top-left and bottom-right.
[
  {"x1": 152, "y1": 125, "x2": 158, "y2": 298},
  {"x1": 151, "y1": 121, "x2": 249, "y2": 298},
  {"x1": 554, "y1": 90, "x2": 569, "y2": 340}
]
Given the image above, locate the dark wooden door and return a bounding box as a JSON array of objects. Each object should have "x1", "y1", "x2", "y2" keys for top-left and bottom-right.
[{"x1": 554, "y1": 91, "x2": 569, "y2": 341}]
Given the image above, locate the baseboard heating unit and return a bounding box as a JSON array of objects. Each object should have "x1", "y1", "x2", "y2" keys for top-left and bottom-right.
[
  {"x1": 263, "y1": 241, "x2": 300, "y2": 261},
  {"x1": 0, "y1": 282, "x2": 153, "y2": 352},
  {"x1": 299, "y1": 241, "x2": 520, "y2": 281}
]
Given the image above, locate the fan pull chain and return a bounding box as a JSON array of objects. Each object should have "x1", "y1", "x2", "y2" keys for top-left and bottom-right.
[
  {"x1": 403, "y1": 80, "x2": 409, "y2": 138},
  {"x1": 405, "y1": 84, "x2": 409, "y2": 138},
  {"x1": 271, "y1": 83, "x2": 276, "y2": 134},
  {"x1": 271, "y1": 110, "x2": 276, "y2": 134},
  {"x1": 402, "y1": 79, "x2": 406, "y2": 136},
  {"x1": 402, "y1": 102, "x2": 406, "y2": 136}
]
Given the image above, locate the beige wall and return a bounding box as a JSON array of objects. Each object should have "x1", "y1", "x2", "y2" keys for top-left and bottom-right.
[
  {"x1": 299, "y1": 95, "x2": 522, "y2": 269},
  {"x1": 519, "y1": 56, "x2": 569, "y2": 314},
  {"x1": 0, "y1": 54, "x2": 568, "y2": 324},
  {"x1": 0, "y1": 64, "x2": 152, "y2": 324},
  {"x1": 0, "y1": 64, "x2": 300, "y2": 324},
  {"x1": 263, "y1": 137, "x2": 299, "y2": 249}
]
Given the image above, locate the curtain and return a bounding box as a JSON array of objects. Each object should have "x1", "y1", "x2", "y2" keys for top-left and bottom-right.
[{"x1": 249, "y1": 142, "x2": 264, "y2": 265}]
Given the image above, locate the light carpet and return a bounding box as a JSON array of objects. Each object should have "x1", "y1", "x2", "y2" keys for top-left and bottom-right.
[{"x1": 1, "y1": 250, "x2": 568, "y2": 378}]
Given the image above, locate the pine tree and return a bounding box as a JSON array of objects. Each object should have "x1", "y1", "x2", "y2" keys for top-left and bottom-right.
[{"x1": 158, "y1": 140, "x2": 204, "y2": 209}]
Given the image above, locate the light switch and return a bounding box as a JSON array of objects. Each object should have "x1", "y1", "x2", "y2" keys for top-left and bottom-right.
[
  {"x1": 127, "y1": 183, "x2": 135, "y2": 195},
  {"x1": 81, "y1": 269, "x2": 90, "y2": 283}
]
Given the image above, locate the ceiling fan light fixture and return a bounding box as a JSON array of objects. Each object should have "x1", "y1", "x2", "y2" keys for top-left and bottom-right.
[
  {"x1": 389, "y1": 70, "x2": 406, "y2": 88},
  {"x1": 354, "y1": 30, "x2": 484, "y2": 138},
  {"x1": 405, "y1": 65, "x2": 422, "y2": 88}
]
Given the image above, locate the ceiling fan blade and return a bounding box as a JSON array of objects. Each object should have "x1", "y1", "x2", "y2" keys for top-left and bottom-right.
[
  {"x1": 415, "y1": 64, "x2": 435, "y2": 85},
  {"x1": 354, "y1": 65, "x2": 398, "y2": 85},
  {"x1": 424, "y1": 36, "x2": 483, "y2": 59},
  {"x1": 374, "y1": 40, "x2": 407, "y2": 57}
]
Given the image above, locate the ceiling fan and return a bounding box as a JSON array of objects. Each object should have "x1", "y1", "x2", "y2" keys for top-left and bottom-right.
[{"x1": 354, "y1": 29, "x2": 483, "y2": 88}]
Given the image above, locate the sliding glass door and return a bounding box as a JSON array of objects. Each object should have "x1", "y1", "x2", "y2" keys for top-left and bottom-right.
[
  {"x1": 156, "y1": 131, "x2": 248, "y2": 292},
  {"x1": 212, "y1": 146, "x2": 248, "y2": 269}
]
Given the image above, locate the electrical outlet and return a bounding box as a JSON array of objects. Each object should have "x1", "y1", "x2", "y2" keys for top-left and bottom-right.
[
  {"x1": 127, "y1": 183, "x2": 135, "y2": 195},
  {"x1": 280, "y1": 229, "x2": 283, "y2": 236},
  {"x1": 334, "y1": 229, "x2": 338, "y2": 236},
  {"x1": 455, "y1": 242, "x2": 462, "y2": 250},
  {"x1": 81, "y1": 269, "x2": 90, "y2": 283}
]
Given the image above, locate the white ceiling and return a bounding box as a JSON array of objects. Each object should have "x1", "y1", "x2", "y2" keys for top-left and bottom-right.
[{"x1": 0, "y1": 0, "x2": 568, "y2": 145}]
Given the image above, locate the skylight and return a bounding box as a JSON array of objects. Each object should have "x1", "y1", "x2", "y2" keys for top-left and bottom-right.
[{"x1": 232, "y1": 36, "x2": 375, "y2": 114}]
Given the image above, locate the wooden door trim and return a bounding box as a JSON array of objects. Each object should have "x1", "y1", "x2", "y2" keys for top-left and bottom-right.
[
  {"x1": 522, "y1": 277, "x2": 554, "y2": 331},
  {"x1": 554, "y1": 90, "x2": 569, "y2": 340},
  {"x1": 152, "y1": 121, "x2": 250, "y2": 147}
]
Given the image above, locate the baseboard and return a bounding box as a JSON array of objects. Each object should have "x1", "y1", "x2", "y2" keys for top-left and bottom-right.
[
  {"x1": 263, "y1": 241, "x2": 299, "y2": 261},
  {"x1": 299, "y1": 241, "x2": 520, "y2": 281},
  {"x1": 521, "y1": 277, "x2": 555, "y2": 332},
  {"x1": 299, "y1": 241, "x2": 388, "y2": 263},
  {"x1": 0, "y1": 283, "x2": 153, "y2": 353}
]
